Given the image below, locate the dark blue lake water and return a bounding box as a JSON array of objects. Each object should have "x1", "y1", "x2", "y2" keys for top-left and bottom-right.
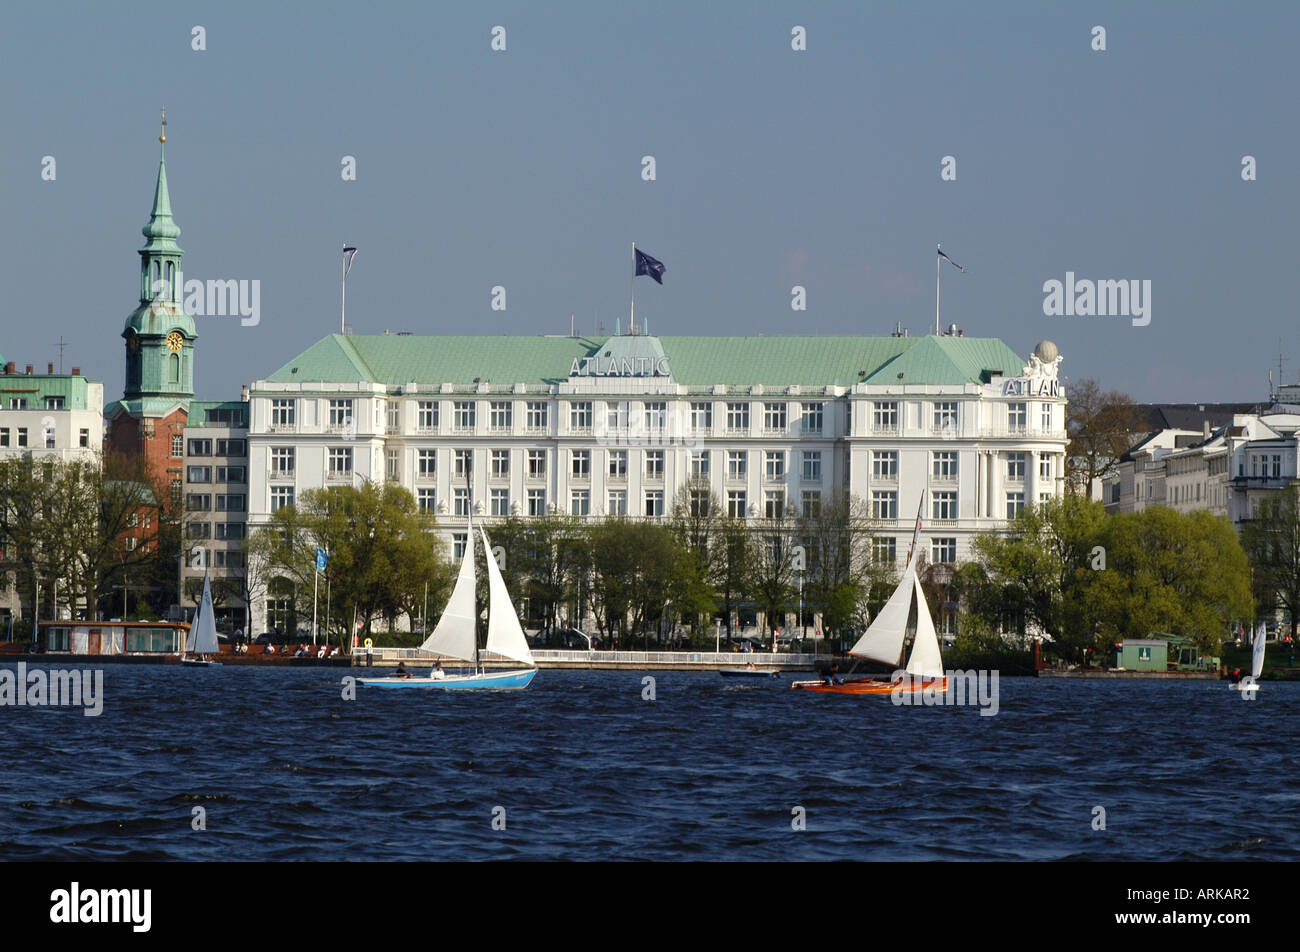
[{"x1": 1, "y1": 665, "x2": 1296, "y2": 861}]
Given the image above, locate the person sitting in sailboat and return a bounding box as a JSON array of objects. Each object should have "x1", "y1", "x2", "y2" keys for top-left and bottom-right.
[
  {"x1": 430, "y1": 660, "x2": 445, "y2": 681},
  {"x1": 394, "y1": 662, "x2": 412, "y2": 679}
]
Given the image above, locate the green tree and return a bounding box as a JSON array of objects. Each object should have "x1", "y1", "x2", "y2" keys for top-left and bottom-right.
[
  {"x1": 247, "y1": 481, "x2": 446, "y2": 645},
  {"x1": 956, "y1": 494, "x2": 1109, "y2": 661},
  {"x1": 1094, "y1": 507, "x2": 1251, "y2": 653}
]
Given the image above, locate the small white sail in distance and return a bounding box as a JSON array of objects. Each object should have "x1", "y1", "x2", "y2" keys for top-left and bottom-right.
[
  {"x1": 420, "y1": 532, "x2": 478, "y2": 663},
  {"x1": 904, "y1": 572, "x2": 945, "y2": 680},
  {"x1": 187, "y1": 572, "x2": 220, "y2": 655},
  {"x1": 1251, "y1": 622, "x2": 1266, "y2": 681},
  {"x1": 479, "y1": 526, "x2": 534, "y2": 667}
]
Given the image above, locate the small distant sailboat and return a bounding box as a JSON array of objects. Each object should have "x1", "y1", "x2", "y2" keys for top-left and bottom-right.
[
  {"x1": 792, "y1": 495, "x2": 946, "y2": 695},
  {"x1": 1229, "y1": 622, "x2": 1266, "y2": 693},
  {"x1": 359, "y1": 499, "x2": 536, "y2": 691},
  {"x1": 181, "y1": 572, "x2": 223, "y2": 667}
]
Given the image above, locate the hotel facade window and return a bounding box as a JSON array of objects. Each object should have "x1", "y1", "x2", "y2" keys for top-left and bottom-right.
[
  {"x1": 872, "y1": 451, "x2": 897, "y2": 479},
  {"x1": 802, "y1": 451, "x2": 822, "y2": 482},
  {"x1": 645, "y1": 450, "x2": 664, "y2": 479},
  {"x1": 572, "y1": 450, "x2": 591, "y2": 478},
  {"x1": 726, "y1": 403, "x2": 749, "y2": 432},
  {"x1": 1007, "y1": 452, "x2": 1027, "y2": 481},
  {"x1": 801, "y1": 402, "x2": 823, "y2": 434},
  {"x1": 873, "y1": 537, "x2": 896, "y2": 564},
  {"x1": 455, "y1": 449, "x2": 472, "y2": 478},
  {"x1": 932, "y1": 538, "x2": 957, "y2": 564},
  {"x1": 417, "y1": 488, "x2": 435, "y2": 512},
  {"x1": 418, "y1": 449, "x2": 436, "y2": 478},
  {"x1": 528, "y1": 450, "x2": 546, "y2": 478},
  {"x1": 491, "y1": 449, "x2": 509, "y2": 478},
  {"x1": 932, "y1": 491, "x2": 957, "y2": 520},
  {"x1": 570, "y1": 401, "x2": 592, "y2": 431},
  {"x1": 1008, "y1": 402, "x2": 1027, "y2": 433},
  {"x1": 526, "y1": 401, "x2": 548, "y2": 431},
  {"x1": 609, "y1": 450, "x2": 628, "y2": 478},
  {"x1": 872, "y1": 491, "x2": 897, "y2": 520},
  {"x1": 417, "y1": 400, "x2": 438, "y2": 431},
  {"x1": 491, "y1": 488, "x2": 509, "y2": 516},
  {"x1": 328, "y1": 447, "x2": 353, "y2": 477},
  {"x1": 1007, "y1": 492, "x2": 1025, "y2": 519},
  {"x1": 873, "y1": 401, "x2": 898, "y2": 432},
  {"x1": 727, "y1": 451, "x2": 747, "y2": 479},
  {"x1": 933, "y1": 402, "x2": 957, "y2": 432},
  {"x1": 932, "y1": 451, "x2": 958, "y2": 480},
  {"x1": 608, "y1": 490, "x2": 628, "y2": 515},
  {"x1": 328, "y1": 400, "x2": 352, "y2": 429},
  {"x1": 490, "y1": 402, "x2": 512, "y2": 430},
  {"x1": 453, "y1": 401, "x2": 476, "y2": 430},
  {"x1": 763, "y1": 403, "x2": 786, "y2": 433},
  {"x1": 271, "y1": 399, "x2": 294, "y2": 427},
  {"x1": 690, "y1": 450, "x2": 709, "y2": 476},
  {"x1": 765, "y1": 451, "x2": 785, "y2": 480},
  {"x1": 728, "y1": 490, "x2": 747, "y2": 519},
  {"x1": 691, "y1": 402, "x2": 712, "y2": 432},
  {"x1": 571, "y1": 489, "x2": 590, "y2": 516},
  {"x1": 645, "y1": 490, "x2": 664, "y2": 517},
  {"x1": 527, "y1": 489, "x2": 546, "y2": 516},
  {"x1": 801, "y1": 490, "x2": 820, "y2": 518}
]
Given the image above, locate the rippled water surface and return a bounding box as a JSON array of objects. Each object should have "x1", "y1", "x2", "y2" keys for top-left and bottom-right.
[{"x1": 1, "y1": 665, "x2": 1296, "y2": 860}]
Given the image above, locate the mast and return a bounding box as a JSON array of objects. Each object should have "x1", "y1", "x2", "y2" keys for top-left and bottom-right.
[{"x1": 467, "y1": 470, "x2": 478, "y2": 673}]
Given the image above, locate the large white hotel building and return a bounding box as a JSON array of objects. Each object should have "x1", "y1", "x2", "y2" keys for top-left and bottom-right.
[{"x1": 244, "y1": 330, "x2": 1068, "y2": 636}]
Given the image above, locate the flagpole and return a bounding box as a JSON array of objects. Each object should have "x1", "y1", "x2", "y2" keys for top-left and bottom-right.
[
  {"x1": 935, "y1": 245, "x2": 941, "y2": 336},
  {"x1": 312, "y1": 562, "x2": 319, "y2": 646},
  {"x1": 630, "y1": 242, "x2": 636, "y2": 335}
]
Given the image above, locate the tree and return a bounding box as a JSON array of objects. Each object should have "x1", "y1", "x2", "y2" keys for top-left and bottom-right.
[
  {"x1": 749, "y1": 508, "x2": 799, "y2": 645},
  {"x1": 797, "y1": 490, "x2": 881, "y2": 641},
  {"x1": 1241, "y1": 485, "x2": 1300, "y2": 641},
  {"x1": 247, "y1": 481, "x2": 446, "y2": 645},
  {"x1": 956, "y1": 494, "x2": 1109, "y2": 661},
  {"x1": 1093, "y1": 507, "x2": 1252, "y2": 653},
  {"x1": 710, "y1": 514, "x2": 755, "y2": 639},
  {"x1": 668, "y1": 476, "x2": 720, "y2": 635},
  {"x1": 1065, "y1": 378, "x2": 1145, "y2": 498}
]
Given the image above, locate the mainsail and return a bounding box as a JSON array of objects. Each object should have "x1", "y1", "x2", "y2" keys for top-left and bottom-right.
[
  {"x1": 479, "y1": 527, "x2": 535, "y2": 666},
  {"x1": 187, "y1": 572, "x2": 220, "y2": 655},
  {"x1": 1251, "y1": 622, "x2": 1267, "y2": 680},
  {"x1": 848, "y1": 560, "x2": 916, "y2": 665},
  {"x1": 420, "y1": 534, "x2": 478, "y2": 663}
]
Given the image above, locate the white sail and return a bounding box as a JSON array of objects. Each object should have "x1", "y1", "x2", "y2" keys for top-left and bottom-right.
[
  {"x1": 420, "y1": 534, "x2": 478, "y2": 663},
  {"x1": 904, "y1": 572, "x2": 945, "y2": 679},
  {"x1": 849, "y1": 561, "x2": 916, "y2": 665},
  {"x1": 1251, "y1": 622, "x2": 1266, "y2": 680},
  {"x1": 187, "y1": 573, "x2": 220, "y2": 655},
  {"x1": 480, "y1": 527, "x2": 534, "y2": 666}
]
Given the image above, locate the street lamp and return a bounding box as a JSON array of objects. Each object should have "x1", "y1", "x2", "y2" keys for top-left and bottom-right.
[{"x1": 341, "y1": 244, "x2": 358, "y2": 334}]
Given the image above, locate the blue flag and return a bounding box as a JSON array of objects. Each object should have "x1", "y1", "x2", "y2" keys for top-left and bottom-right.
[
  {"x1": 634, "y1": 248, "x2": 666, "y2": 284},
  {"x1": 316, "y1": 547, "x2": 328, "y2": 573}
]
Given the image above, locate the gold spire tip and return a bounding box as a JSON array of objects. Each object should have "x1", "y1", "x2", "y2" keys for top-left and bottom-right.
[{"x1": 160, "y1": 106, "x2": 167, "y2": 144}]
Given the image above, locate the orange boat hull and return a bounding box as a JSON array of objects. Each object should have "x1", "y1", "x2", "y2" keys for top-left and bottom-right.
[{"x1": 791, "y1": 676, "x2": 948, "y2": 695}]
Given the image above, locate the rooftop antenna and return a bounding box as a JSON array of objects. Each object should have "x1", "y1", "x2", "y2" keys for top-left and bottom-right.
[{"x1": 55, "y1": 336, "x2": 68, "y2": 374}]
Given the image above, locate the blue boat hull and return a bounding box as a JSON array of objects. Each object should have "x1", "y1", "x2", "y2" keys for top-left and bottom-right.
[
  {"x1": 719, "y1": 668, "x2": 779, "y2": 679},
  {"x1": 358, "y1": 668, "x2": 536, "y2": 690}
]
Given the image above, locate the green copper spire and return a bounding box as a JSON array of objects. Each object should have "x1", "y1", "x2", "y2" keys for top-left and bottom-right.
[
  {"x1": 121, "y1": 108, "x2": 197, "y2": 408},
  {"x1": 141, "y1": 110, "x2": 182, "y2": 255}
]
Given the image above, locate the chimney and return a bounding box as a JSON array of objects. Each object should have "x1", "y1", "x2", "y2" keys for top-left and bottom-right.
[
  {"x1": 48, "y1": 363, "x2": 54, "y2": 374},
  {"x1": 71, "y1": 367, "x2": 80, "y2": 376},
  {"x1": 1203, "y1": 420, "x2": 1210, "y2": 440},
  {"x1": 25, "y1": 365, "x2": 33, "y2": 375},
  {"x1": 3, "y1": 362, "x2": 12, "y2": 374},
  {"x1": 241, "y1": 385, "x2": 249, "y2": 402}
]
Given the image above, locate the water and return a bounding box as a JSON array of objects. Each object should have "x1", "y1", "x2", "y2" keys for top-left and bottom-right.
[{"x1": 1, "y1": 665, "x2": 1296, "y2": 860}]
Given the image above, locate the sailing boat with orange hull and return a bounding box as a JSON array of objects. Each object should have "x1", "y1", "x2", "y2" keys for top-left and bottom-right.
[{"x1": 792, "y1": 494, "x2": 947, "y2": 695}]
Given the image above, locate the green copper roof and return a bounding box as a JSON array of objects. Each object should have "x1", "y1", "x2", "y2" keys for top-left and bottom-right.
[
  {"x1": 140, "y1": 144, "x2": 183, "y2": 254},
  {"x1": 264, "y1": 334, "x2": 1029, "y2": 389}
]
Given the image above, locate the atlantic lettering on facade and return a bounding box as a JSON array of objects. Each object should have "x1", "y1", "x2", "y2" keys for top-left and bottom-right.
[{"x1": 569, "y1": 355, "x2": 671, "y2": 377}]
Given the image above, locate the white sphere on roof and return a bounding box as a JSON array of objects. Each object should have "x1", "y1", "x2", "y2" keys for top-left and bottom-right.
[{"x1": 1033, "y1": 340, "x2": 1059, "y2": 362}]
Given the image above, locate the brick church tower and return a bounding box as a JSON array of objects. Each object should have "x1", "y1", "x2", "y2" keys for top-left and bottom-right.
[{"x1": 106, "y1": 113, "x2": 197, "y2": 510}]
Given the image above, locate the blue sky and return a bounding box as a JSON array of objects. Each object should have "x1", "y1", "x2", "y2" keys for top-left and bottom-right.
[{"x1": 2, "y1": 1, "x2": 1297, "y2": 404}]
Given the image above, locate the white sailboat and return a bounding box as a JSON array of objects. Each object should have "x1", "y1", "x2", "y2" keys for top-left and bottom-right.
[
  {"x1": 181, "y1": 571, "x2": 223, "y2": 667},
  {"x1": 359, "y1": 502, "x2": 536, "y2": 690},
  {"x1": 793, "y1": 494, "x2": 945, "y2": 694},
  {"x1": 1230, "y1": 622, "x2": 1266, "y2": 693}
]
